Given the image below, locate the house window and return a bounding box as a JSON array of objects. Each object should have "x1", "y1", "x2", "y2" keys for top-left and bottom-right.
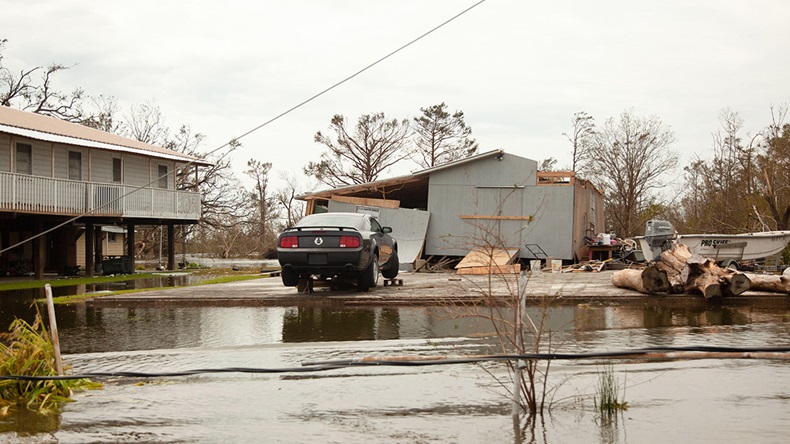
[
  {"x1": 158, "y1": 165, "x2": 168, "y2": 189},
  {"x1": 15, "y1": 143, "x2": 32, "y2": 175},
  {"x1": 108, "y1": 233, "x2": 117, "y2": 243},
  {"x1": 113, "y1": 158, "x2": 122, "y2": 183},
  {"x1": 68, "y1": 151, "x2": 82, "y2": 181}
]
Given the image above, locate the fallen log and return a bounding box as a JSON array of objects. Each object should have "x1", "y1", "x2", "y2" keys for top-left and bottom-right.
[
  {"x1": 742, "y1": 273, "x2": 790, "y2": 294},
  {"x1": 611, "y1": 243, "x2": 751, "y2": 299},
  {"x1": 611, "y1": 267, "x2": 670, "y2": 294}
]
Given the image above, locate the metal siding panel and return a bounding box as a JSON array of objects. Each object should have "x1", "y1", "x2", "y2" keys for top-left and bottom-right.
[
  {"x1": 520, "y1": 187, "x2": 574, "y2": 259},
  {"x1": 0, "y1": 134, "x2": 9, "y2": 172},
  {"x1": 426, "y1": 154, "x2": 538, "y2": 257},
  {"x1": 124, "y1": 155, "x2": 149, "y2": 186},
  {"x1": 30, "y1": 140, "x2": 51, "y2": 177},
  {"x1": 91, "y1": 150, "x2": 114, "y2": 183},
  {"x1": 326, "y1": 200, "x2": 430, "y2": 265},
  {"x1": 425, "y1": 182, "x2": 478, "y2": 257},
  {"x1": 52, "y1": 144, "x2": 68, "y2": 179}
]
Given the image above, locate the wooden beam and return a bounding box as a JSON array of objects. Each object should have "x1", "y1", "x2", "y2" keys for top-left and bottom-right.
[
  {"x1": 167, "y1": 223, "x2": 176, "y2": 271},
  {"x1": 457, "y1": 264, "x2": 522, "y2": 275},
  {"x1": 126, "y1": 223, "x2": 135, "y2": 271},
  {"x1": 85, "y1": 223, "x2": 94, "y2": 277},
  {"x1": 460, "y1": 215, "x2": 534, "y2": 221},
  {"x1": 331, "y1": 195, "x2": 400, "y2": 209}
]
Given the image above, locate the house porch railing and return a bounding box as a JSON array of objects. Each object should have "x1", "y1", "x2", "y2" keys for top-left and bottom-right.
[{"x1": 0, "y1": 171, "x2": 201, "y2": 220}]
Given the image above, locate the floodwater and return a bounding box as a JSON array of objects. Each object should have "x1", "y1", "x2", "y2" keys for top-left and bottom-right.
[{"x1": 0, "y1": 288, "x2": 789, "y2": 443}]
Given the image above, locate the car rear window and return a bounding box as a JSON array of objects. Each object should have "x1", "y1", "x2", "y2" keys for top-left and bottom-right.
[{"x1": 296, "y1": 214, "x2": 364, "y2": 230}]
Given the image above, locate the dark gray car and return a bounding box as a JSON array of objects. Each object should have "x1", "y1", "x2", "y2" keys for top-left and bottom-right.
[{"x1": 276, "y1": 212, "x2": 399, "y2": 291}]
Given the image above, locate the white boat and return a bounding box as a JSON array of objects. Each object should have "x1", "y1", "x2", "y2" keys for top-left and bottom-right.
[
  {"x1": 675, "y1": 231, "x2": 790, "y2": 262},
  {"x1": 637, "y1": 221, "x2": 790, "y2": 263}
]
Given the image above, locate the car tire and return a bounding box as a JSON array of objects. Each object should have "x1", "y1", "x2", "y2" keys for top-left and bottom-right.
[
  {"x1": 381, "y1": 251, "x2": 399, "y2": 279},
  {"x1": 357, "y1": 253, "x2": 379, "y2": 292},
  {"x1": 281, "y1": 268, "x2": 298, "y2": 286}
]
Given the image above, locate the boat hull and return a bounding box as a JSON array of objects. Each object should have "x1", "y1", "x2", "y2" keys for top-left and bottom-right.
[{"x1": 638, "y1": 231, "x2": 790, "y2": 262}]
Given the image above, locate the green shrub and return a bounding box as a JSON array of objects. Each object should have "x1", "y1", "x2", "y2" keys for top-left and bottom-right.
[{"x1": 0, "y1": 314, "x2": 101, "y2": 415}]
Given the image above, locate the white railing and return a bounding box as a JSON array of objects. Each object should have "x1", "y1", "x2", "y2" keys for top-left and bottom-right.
[{"x1": 0, "y1": 171, "x2": 202, "y2": 220}]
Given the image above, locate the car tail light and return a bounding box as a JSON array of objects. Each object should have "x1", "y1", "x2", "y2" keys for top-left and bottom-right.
[
  {"x1": 339, "y1": 235, "x2": 360, "y2": 248},
  {"x1": 279, "y1": 236, "x2": 299, "y2": 248}
]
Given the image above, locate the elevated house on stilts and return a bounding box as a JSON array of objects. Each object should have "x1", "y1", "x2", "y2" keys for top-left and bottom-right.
[{"x1": 0, "y1": 106, "x2": 210, "y2": 278}]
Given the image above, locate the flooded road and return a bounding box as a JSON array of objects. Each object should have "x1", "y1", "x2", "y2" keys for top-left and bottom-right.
[{"x1": 1, "y1": 293, "x2": 790, "y2": 442}]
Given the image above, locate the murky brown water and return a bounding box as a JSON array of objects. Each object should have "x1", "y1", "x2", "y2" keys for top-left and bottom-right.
[{"x1": 0, "y1": 294, "x2": 789, "y2": 443}]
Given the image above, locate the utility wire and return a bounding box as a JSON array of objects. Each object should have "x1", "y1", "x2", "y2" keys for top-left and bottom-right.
[
  {"x1": 3, "y1": 345, "x2": 788, "y2": 381},
  {"x1": 0, "y1": 0, "x2": 488, "y2": 256}
]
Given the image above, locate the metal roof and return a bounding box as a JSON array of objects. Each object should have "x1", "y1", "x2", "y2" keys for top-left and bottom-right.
[
  {"x1": 298, "y1": 149, "x2": 507, "y2": 208},
  {"x1": 0, "y1": 106, "x2": 212, "y2": 166}
]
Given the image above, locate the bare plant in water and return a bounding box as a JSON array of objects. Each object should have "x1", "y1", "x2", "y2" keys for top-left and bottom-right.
[
  {"x1": 0, "y1": 312, "x2": 101, "y2": 415},
  {"x1": 443, "y1": 212, "x2": 567, "y2": 418},
  {"x1": 595, "y1": 363, "x2": 628, "y2": 417}
]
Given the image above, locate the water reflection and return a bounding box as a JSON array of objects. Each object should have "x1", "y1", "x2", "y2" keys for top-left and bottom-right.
[{"x1": 0, "y1": 299, "x2": 789, "y2": 442}]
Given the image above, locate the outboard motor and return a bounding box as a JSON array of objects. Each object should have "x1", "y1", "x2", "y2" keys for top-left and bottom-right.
[{"x1": 643, "y1": 219, "x2": 676, "y2": 261}]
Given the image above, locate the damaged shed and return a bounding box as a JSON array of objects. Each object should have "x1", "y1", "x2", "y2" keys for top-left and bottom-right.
[{"x1": 298, "y1": 150, "x2": 604, "y2": 267}]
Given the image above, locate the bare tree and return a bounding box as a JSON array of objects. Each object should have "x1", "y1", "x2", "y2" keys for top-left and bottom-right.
[
  {"x1": 306, "y1": 113, "x2": 411, "y2": 187},
  {"x1": 562, "y1": 111, "x2": 595, "y2": 173},
  {"x1": 0, "y1": 39, "x2": 88, "y2": 122},
  {"x1": 411, "y1": 102, "x2": 478, "y2": 168},
  {"x1": 275, "y1": 172, "x2": 306, "y2": 228},
  {"x1": 579, "y1": 110, "x2": 678, "y2": 237},
  {"x1": 121, "y1": 101, "x2": 170, "y2": 144},
  {"x1": 754, "y1": 105, "x2": 790, "y2": 230},
  {"x1": 245, "y1": 159, "x2": 279, "y2": 255},
  {"x1": 537, "y1": 157, "x2": 558, "y2": 172}
]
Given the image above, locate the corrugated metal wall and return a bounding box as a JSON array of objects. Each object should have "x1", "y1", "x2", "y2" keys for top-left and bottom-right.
[{"x1": 425, "y1": 153, "x2": 577, "y2": 260}]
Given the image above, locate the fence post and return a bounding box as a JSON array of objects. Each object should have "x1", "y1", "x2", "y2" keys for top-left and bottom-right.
[{"x1": 44, "y1": 284, "x2": 64, "y2": 375}]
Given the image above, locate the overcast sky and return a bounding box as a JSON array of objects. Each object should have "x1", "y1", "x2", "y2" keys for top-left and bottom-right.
[{"x1": 3, "y1": 0, "x2": 789, "y2": 192}]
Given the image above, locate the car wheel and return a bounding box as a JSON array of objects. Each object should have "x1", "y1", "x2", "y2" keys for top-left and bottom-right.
[
  {"x1": 281, "y1": 268, "x2": 298, "y2": 286},
  {"x1": 381, "y1": 251, "x2": 399, "y2": 279},
  {"x1": 357, "y1": 253, "x2": 379, "y2": 292}
]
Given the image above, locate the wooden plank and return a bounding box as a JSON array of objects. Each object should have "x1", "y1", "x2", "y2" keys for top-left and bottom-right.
[
  {"x1": 331, "y1": 195, "x2": 400, "y2": 209},
  {"x1": 460, "y1": 215, "x2": 535, "y2": 221},
  {"x1": 456, "y1": 247, "x2": 520, "y2": 268},
  {"x1": 457, "y1": 264, "x2": 522, "y2": 275}
]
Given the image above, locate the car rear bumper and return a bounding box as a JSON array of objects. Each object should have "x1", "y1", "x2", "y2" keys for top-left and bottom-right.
[{"x1": 277, "y1": 248, "x2": 368, "y2": 275}]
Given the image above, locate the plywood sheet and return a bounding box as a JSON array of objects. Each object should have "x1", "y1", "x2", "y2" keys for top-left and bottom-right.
[
  {"x1": 456, "y1": 263, "x2": 522, "y2": 275},
  {"x1": 455, "y1": 247, "x2": 520, "y2": 269}
]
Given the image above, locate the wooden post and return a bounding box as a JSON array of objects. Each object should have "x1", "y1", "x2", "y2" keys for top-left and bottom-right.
[
  {"x1": 33, "y1": 222, "x2": 45, "y2": 280},
  {"x1": 94, "y1": 225, "x2": 103, "y2": 275},
  {"x1": 85, "y1": 223, "x2": 94, "y2": 277},
  {"x1": 167, "y1": 223, "x2": 176, "y2": 270},
  {"x1": 44, "y1": 284, "x2": 64, "y2": 375},
  {"x1": 126, "y1": 223, "x2": 136, "y2": 271}
]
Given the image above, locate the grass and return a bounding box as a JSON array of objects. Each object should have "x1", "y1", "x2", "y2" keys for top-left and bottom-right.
[
  {"x1": 595, "y1": 364, "x2": 628, "y2": 416},
  {"x1": 0, "y1": 312, "x2": 101, "y2": 415},
  {"x1": 0, "y1": 273, "x2": 161, "y2": 291}
]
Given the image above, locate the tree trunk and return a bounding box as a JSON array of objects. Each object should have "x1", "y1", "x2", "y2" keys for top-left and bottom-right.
[
  {"x1": 611, "y1": 267, "x2": 670, "y2": 294},
  {"x1": 743, "y1": 273, "x2": 790, "y2": 294}
]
